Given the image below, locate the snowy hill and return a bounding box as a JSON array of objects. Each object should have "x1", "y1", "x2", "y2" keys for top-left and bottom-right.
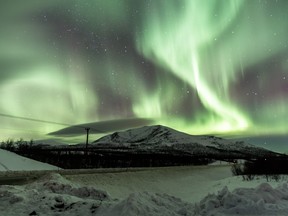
[
  {"x1": 92, "y1": 125, "x2": 280, "y2": 159},
  {"x1": 94, "y1": 125, "x2": 237, "y2": 147},
  {"x1": 0, "y1": 149, "x2": 59, "y2": 171}
]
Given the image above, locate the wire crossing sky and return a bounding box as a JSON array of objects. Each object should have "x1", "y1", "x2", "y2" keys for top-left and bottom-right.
[{"x1": 0, "y1": 0, "x2": 287, "y2": 144}]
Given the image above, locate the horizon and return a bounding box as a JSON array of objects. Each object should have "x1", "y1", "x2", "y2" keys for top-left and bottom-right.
[{"x1": 0, "y1": 124, "x2": 287, "y2": 153}]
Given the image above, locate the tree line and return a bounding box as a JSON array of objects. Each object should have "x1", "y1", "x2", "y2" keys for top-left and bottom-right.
[{"x1": 0, "y1": 139, "x2": 212, "y2": 169}]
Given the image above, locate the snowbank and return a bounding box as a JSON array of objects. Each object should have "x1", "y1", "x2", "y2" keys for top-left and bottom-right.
[
  {"x1": 1, "y1": 172, "x2": 288, "y2": 215},
  {"x1": 0, "y1": 173, "x2": 194, "y2": 216},
  {"x1": 98, "y1": 192, "x2": 194, "y2": 216},
  {"x1": 0, "y1": 173, "x2": 111, "y2": 216},
  {"x1": 195, "y1": 183, "x2": 288, "y2": 215}
]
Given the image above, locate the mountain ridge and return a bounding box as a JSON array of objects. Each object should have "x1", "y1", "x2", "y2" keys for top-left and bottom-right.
[{"x1": 92, "y1": 125, "x2": 279, "y2": 159}]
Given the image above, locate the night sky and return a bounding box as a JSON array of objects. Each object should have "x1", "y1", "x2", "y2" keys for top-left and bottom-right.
[{"x1": 0, "y1": 0, "x2": 288, "y2": 148}]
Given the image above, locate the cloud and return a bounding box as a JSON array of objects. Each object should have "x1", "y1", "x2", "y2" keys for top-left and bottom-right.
[{"x1": 48, "y1": 118, "x2": 154, "y2": 136}]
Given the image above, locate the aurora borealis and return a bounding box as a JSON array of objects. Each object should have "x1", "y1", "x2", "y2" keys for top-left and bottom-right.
[{"x1": 0, "y1": 0, "x2": 288, "y2": 146}]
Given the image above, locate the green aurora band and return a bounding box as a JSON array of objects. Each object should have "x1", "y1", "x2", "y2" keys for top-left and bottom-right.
[
  {"x1": 137, "y1": 0, "x2": 288, "y2": 137},
  {"x1": 0, "y1": 0, "x2": 287, "y2": 143}
]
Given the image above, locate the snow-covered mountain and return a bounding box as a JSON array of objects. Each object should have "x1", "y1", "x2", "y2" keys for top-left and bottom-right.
[{"x1": 92, "y1": 125, "x2": 280, "y2": 159}]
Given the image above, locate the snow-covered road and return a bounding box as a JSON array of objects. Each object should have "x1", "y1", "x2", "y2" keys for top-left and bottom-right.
[
  {"x1": 0, "y1": 165, "x2": 232, "y2": 202},
  {"x1": 65, "y1": 165, "x2": 232, "y2": 203}
]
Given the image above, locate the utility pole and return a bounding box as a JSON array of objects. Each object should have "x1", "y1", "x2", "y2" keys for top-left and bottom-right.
[{"x1": 85, "y1": 127, "x2": 90, "y2": 154}]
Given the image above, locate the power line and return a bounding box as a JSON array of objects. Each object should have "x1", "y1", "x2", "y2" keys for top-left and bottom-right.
[
  {"x1": 0, "y1": 112, "x2": 103, "y2": 137},
  {"x1": 0, "y1": 113, "x2": 74, "y2": 127}
]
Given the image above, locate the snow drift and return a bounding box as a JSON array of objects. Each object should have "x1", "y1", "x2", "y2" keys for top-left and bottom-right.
[
  {"x1": 1, "y1": 173, "x2": 288, "y2": 215},
  {"x1": 195, "y1": 183, "x2": 288, "y2": 215}
]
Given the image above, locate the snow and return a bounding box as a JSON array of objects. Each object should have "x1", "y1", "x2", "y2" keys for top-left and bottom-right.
[
  {"x1": 1, "y1": 165, "x2": 288, "y2": 215},
  {"x1": 195, "y1": 183, "x2": 288, "y2": 215},
  {"x1": 0, "y1": 173, "x2": 111, "y2": 216},
  {"x1": 93, "y1": 125, "x2": 231, "y2": 147},
  {"x1": 99, "y1": 192, "x2": 193, "y2": 216},
  {"x1": 0, "y1": 129, "x2": 285, "y2": 215},
  {"x1": 66, "y1": 165, "x2": 232, "y2": 203},
  {"x1": 0, "y1": 149, "x2": 59, "y2": 171},
  {"x1": 92, "y1": 125, "x2": 274, "y2": 158}
]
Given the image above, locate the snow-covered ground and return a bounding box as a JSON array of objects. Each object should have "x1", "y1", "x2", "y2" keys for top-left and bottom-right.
[
  {"x1": 66, "y1": 165, "x2": 232, "y2": 203},
  {"x1": 1, "y1": 165, "x2": 288, "y2": 215},
  {"x1": 0, "y1": 149, "x2": 59, "y2": 171}
]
